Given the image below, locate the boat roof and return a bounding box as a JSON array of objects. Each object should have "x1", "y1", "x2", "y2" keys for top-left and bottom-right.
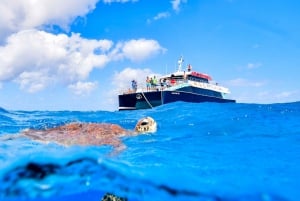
[
  {"x1": 160, "y1": 70, "x2": 212, "y2": 81},
  {"x1": 190, "y1": 71, "x2": 212, "y2": 81}
]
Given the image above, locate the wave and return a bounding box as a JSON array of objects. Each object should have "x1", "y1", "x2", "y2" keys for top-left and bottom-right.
[
  {"x1": 0, "y1": 156, "x2": 289, "y2": 201},
  {"x1": 0, "y1": 107, "x2": 9, "y2": 113}
]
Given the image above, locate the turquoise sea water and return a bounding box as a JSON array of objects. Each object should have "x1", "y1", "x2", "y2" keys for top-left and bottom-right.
[{"x1": 0, "y1": 102, "x2": 299, "y2": 201}]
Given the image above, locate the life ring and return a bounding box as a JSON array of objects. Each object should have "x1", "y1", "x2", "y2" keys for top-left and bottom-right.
[{"x1": 136, "y1": 94, "x2": 142, "y2": 99}]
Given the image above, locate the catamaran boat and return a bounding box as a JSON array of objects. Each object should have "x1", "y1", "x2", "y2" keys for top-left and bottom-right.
[{"x1": 118, "y1": 57, "x2": 235, "y2": 110}]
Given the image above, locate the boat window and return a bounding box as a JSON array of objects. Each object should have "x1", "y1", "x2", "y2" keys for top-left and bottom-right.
[{"x1": 188, "y1": 75, "x2": 208, "y2": 83}]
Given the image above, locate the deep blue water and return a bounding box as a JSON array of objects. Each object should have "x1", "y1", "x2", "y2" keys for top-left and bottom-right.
[{"x1": 0, "y1": 102, "x2": 300, "y2": 201}]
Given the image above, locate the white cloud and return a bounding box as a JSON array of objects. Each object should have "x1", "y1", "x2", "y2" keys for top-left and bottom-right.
[
  {"x1": 0, "y1": 0, "x2": 166, "y2": 94},
  {"x1": 147, "y1": 12, "x2": 170, "y2": 24},
  {"x1": 0, "y1": 30, "x2": 111, "y2": 92},
  {"x1": 171, "y1": 0, "x2": 187, "y2": 12},
  {"x1": 147, "y1": 1, "x2": 186, "y2": 24},
  {"x1": 15, "y1": 71, "x2": 53, "y2": 93},
  {"x1": 228, "y1": 78, "x2": 265, "y2": 87},
  {"x1": 113, "y1": 39, "x2": 166, "y2": 62},
  {"x1": 0, "y1": 0, "x2": 142, "y2": 39},
  {"x1": 0, "y1": 30, "x2": 165, "y2": 93},
  {"x1": 0, "y1": 0, "x2": 99, "y2": 39},
  {"x1": 68, "y1": 81, "x2": 98, "y2": 95},
  {"x1": 275, "y1": 90, "x2": 298, "y2": 99},
  {"x1": 154, "y1": 12, "x2": 170, "y2": 21},
  {"x1": 232, "y1": 89, "x2": 300, "y2": 104}
]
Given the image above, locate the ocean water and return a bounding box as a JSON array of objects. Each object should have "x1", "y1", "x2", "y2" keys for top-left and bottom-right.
[{"x1": 0, "y1": 102, "x2": 299, "y2": 201}]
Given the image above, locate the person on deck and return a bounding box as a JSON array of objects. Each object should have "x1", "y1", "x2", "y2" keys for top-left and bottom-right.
[
  {"x1": 150, "y1": 77, "x2": 154, "y2": 88},
  {"x1": 146, "y1": 76, "x2": 151, "y2": 91},
  {"x1": 131, "y1": 80, "x2": 137, "y2": 92},
  {"x1": 152, "y1": 76, "x2": 158, "y2": 87}
]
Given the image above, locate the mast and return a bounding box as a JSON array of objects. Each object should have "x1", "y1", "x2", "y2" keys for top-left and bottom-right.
[{"x1": 177, "y1": 56, "x2": 184, "y2": 72}]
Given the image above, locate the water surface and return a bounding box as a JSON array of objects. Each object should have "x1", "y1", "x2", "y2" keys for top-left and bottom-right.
[{"x1": 0, "y1": 102, "x2": 299, "y2": 201}]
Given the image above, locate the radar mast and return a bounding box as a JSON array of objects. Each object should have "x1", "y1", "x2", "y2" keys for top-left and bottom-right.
[{"x1": 177, "y1": 56, "x2": 184, "y2": 72}]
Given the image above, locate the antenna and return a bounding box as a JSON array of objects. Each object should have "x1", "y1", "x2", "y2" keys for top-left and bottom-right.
[{"x1": 177, "y1": 56, "x2": 184, "y2": 72}]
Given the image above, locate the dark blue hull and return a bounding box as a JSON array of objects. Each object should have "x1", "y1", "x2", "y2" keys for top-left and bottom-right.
[{"x1": 118, "y1": 89, "x2": 235, "y2": 110}]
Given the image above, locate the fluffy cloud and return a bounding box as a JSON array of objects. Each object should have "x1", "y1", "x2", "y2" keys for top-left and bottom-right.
[
  {"x1": 171, "y1": 0, "x2": 187, "y2": 12},
  {"x1": 0, "y1": 0, "x2": 141, "y2": 39},
  {"x1": 0, "y1": 30, "x2": 111, "y2": 92},
  {"x1": 153, "y1": 12, "x2": 171, "y2": 21},
  {"x1": 232, "y1": 89, "x2": 300, "y2": 104},
  {"x1": 0, "y1": 30, "x2": 165, "y2": 93},
  {"x1": 15, "y1": 71, "x2": 53, "y2": 93},
  {"x1": 0, "y1": 0, "x2": 99, "y2": 39},
  {"x1": 113, "y1": 39, "x2": 166, "y2": 62},
  {"x1": 275, "y1": 91, "x2": 299, "y2": 100},
  {"x1": 68, "y1": 81, "x2": 98, "y2": 95},
  {"x1": 0, "y1": 0, "x2": 166, "y2": 95},
  {"x1": 147, "y1": 0, "x2": 187, "y2": 24},
  {"x1": 147, "y1": 12, "x2": 171, "y2": 24}
]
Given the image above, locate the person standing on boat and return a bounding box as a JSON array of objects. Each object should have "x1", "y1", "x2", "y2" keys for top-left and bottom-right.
[
  {"x1": 150, "y1": 77, "x2": 154, "y2": 88},
  {"x1": 146, "y1": 76, "x2": 151, "y2": 91},
  {"x1": 131, "y1": 79, "x2": 137, "y2": 92},
  {"x1": 152, "y1": 76, "x2": 158, "y2": 87},
  {"x1": 187, "y1": 64, "x2": 192, "y2": 72}
]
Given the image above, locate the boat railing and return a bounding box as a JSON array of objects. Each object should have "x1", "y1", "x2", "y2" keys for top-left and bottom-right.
[
  {"x1": 120, "y1": 79, "x2": 185, "y2": 94},
  {"x1": 119, "y1": 78, "x2": 228, "y2": 95}
]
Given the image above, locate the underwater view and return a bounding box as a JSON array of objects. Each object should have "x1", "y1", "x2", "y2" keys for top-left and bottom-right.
[{"x1": 0, "y1": 102, "x2": 299, "y2": 201}]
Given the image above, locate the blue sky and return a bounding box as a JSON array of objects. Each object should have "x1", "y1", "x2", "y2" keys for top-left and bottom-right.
[{"x1": 0, "y1": 0, "x2": 300, "y2": 111}]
